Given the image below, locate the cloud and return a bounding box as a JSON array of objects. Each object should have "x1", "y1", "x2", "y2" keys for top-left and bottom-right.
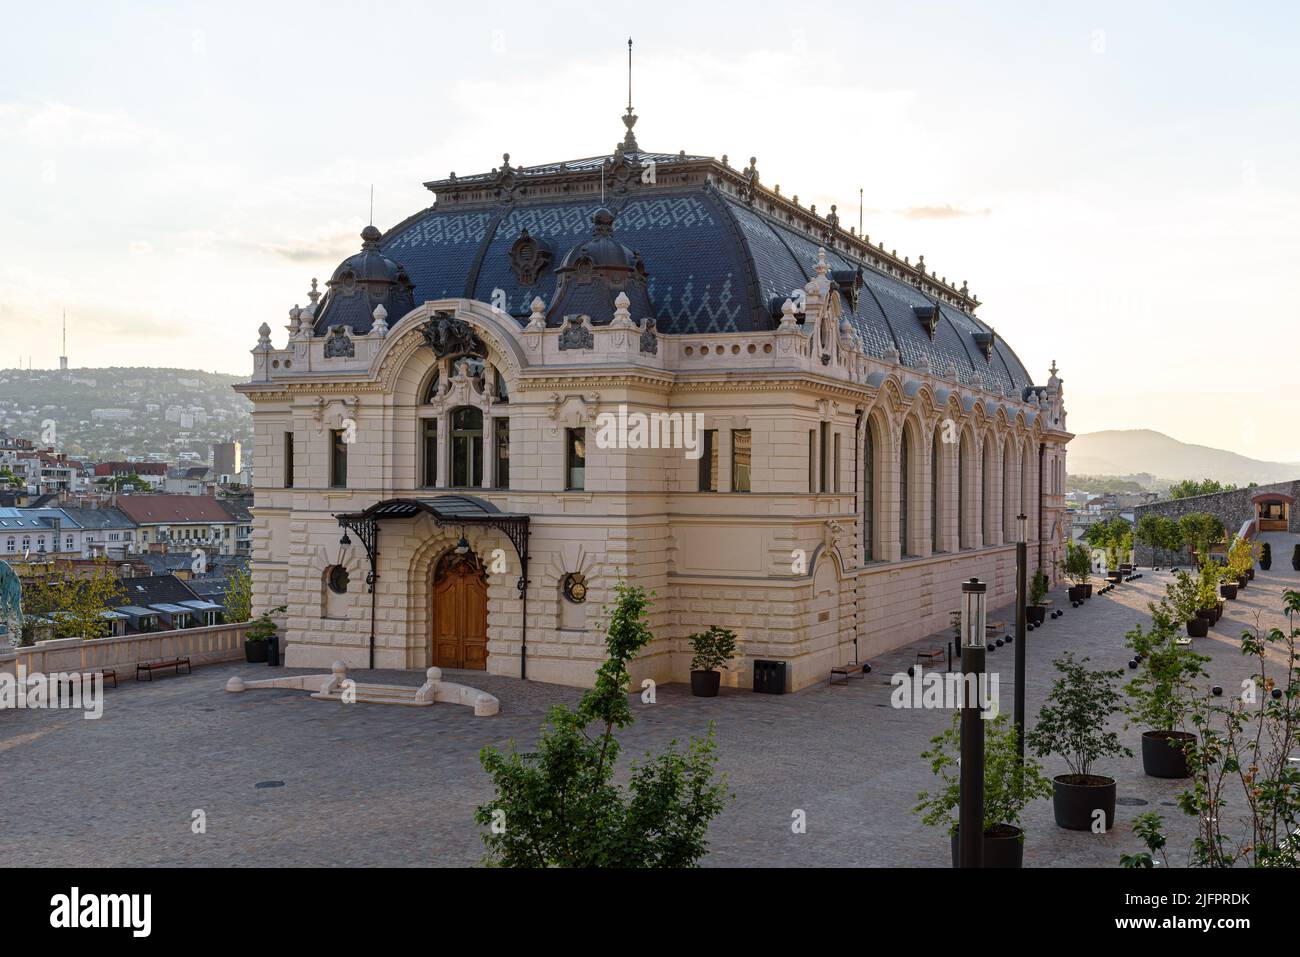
[
  {"x1": 901, "y1": 204, "x2": 992, "y2": 220},
  {"x1": 259, "y1": 224, "x2": 363, "y2": 264}
]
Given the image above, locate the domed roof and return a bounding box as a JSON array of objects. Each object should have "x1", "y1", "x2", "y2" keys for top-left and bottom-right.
[
  {"x1": 353, "y1": 142, "x2": 1036, "y2": 393},
  {"x1": 313, "y1": 226, "x2": 416, "y2": 334}
]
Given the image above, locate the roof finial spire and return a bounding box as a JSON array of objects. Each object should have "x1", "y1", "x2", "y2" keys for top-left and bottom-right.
[{"x1": 621, "y1": 37, "x2": 639, "y2": 152}]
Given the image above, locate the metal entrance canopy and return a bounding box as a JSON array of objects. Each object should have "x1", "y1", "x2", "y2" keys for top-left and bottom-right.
[{"x1": 333, "y1": 495, "x2": 531, "y2": 675}]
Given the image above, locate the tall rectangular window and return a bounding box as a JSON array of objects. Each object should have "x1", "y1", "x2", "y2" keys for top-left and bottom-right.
[
  {"x1": 833, "y1": 432, "x2": 842, "y2": 493},
  {"x1": 566, "y1": 428, "x2": 586, "y2": 490},
  {"x1": 420, "y1": 419, "x2": 438, "y2": 487},
  {"x1": 698, "y1": 430, "x2": 718, "y2": 492},
  {"x1": 731, "y1": 429, "x2": 751, "y2": 493},
  {"x1": 284, "y1": 431, "x2": 294, "y2": 488},
  {"x1": 450, "y1": 407, "x2": 484, "y2": 487},
  {"x1": 808, "y1": 430, "x2": 816, "y2": 493},
  {"x1": 820, "y1": 422, "x2": 830, "y2": 493},
  {"x1": 329, "y1": 429, "x2": 347, "y2": 488},
  {"x1": 493, "y1": 417, "x2": 510, "y2": 489}
]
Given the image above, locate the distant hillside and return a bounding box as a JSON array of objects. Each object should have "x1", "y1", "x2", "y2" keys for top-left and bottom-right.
[
  {"x1": 0, "y1": 367, "x2": 251, "y2": 463},
  {"x1": 1068, "y1": 430, "x2": 1300, "y2": 487}
]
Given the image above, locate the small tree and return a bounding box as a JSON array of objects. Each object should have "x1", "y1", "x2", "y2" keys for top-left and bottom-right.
[
  {"x1": 1197, "y1": 560, "x2": 1222, "y2": 612},
  {"x1": 1057, "y1": 541, "x2": 1091, "y2": 586},
  {"x1": 1179, "y1": 512, "x2": 1225, "y2": 563},
  {"x1": 1134, "y1": 514, "x2": 1164, "y2": 565},
  {"x1": 245, "y1": 605, "x2": 286, "y2": 644},
  {"x1": 1179, "y1": 594, "x2": 1300, "y2": 867},
  {"x1": 688, "y1": 625, "x2": 737, "y2": 673},
  {"x1": 1029, "y1": 567, "x2": 1049, "y2": 606},
  {"x1": 22, "y1": 559, "x2": 125, "y2": 641},
  {"x1": 475, "y1": 580, "x2": 731, "y2": 867},
  {"x1": 1124, "y1": 600, "x2": 1209, "y2": 733},
  {"x1": 223, "y1": 565, "x2": 253, "y2": 623},
  {"x1": 1026, "y1": 652, "x2": 1131, "y2": 779},
  {"x1": 1165, "y1": 572, "x2": 1200, "y2": 624},
  {"x1": 914, "y1": 712, "x2": 1054, "y2": 838}
]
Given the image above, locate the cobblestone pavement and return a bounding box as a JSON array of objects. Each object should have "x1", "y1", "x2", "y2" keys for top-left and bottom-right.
[{"x1": 2, "y1": 563, "x2": 1297, "y2": 867}]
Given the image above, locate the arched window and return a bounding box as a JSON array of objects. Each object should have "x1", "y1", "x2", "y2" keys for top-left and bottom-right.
[
  {"x1": 1002, "y1": 437, "x2": 1015, "y2": 542},
  {"x1": 900, "y1": 426, "x2": 911, "y2": 556},
  {"x1": 1021, "y1": 444, "x2": 1033, "y2": 541},
  {"x1": 958, "y1": 432, "x2": 968, "y2": 549},
  {"x1": 980, "y1": 437, "x2": 989, "y2": 545},
  {"x1": 449, "y1": 406, "x2": 484, "y2": 487},
  {"x1": 863, "y1": 418, "x2": 875, "y2": 561},
  {"x1": 931, "y1": 429, "x2": 941, "y2": 553}
]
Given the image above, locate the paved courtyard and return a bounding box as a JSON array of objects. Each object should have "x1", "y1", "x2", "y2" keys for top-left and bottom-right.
[{"x1": 2, "y1": 551, "x2": 1298, "y2": 867}]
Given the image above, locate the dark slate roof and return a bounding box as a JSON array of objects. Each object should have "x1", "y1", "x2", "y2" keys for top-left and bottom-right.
[
  {"x1": 318, "y1": 145, "x2": 1034, "y2": 392},
  {"x1": 116, "y1": 574, "x2": 201, "y2": 608}
]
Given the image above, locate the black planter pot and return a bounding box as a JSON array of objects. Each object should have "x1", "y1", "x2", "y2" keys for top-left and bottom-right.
[
  {"x1": 1106, "y1": 571, "x2": 1122, "y2": 584},
  {"x1": 1052, "y1": 774, "x2": 1116, "y2": 831},
  {"x1": 1246, "y1": 567, "x2": 1255, "y2": 581},
  {"x1": 1221, "y1": 582, "x2": 1238, "y2": 600},
  {"x1": 244, "y1": 639, "x2": 269, "y2": 663},
  {"x1": 1067, "y1": 585, "x2": 1086, "y2": 603},
  {"x1": 690, "y1": 670, "x2": 721, "y2": 697},
  {"x1": 1292, "y1": 545, "x2": 1300, "y2": 571},
  {"x1": 1186, "y1": 617, "x2": 1209, "y2": 638},
  {"x1": 949, "y1": 825, "x2": 1024, "y2": 868},
  {"x1": 1027, "y1": 605, "x2": 1047, "y2": 626},
  {"x1": 1082, "y1": 583, "x2": 1093, "y2": 598},
  {"x1": 1141, "y1": 730, "x2": 1195, "y2": 779},
  {"x1": 1237, "y1": 575, "x2": 1248, "y2": 590}
]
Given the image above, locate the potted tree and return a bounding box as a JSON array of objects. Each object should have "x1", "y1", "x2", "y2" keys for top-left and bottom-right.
[
  {"x1": 1026, "y1": 652, "x2": 1131, "y2": 831},
  {"x1": 1195, "y1": 562, "x2": 1220, "y2": 627},
  {"x1": 1058, "y1": 541, "x2": 1091, "y2": 603},
  {"x1": 1027, "y1": 568, "x2": 1049, "y2": 626},
  {"x1": 1260, "y1": 541, "x2": 1272, "y2": 571},
  {"x1": 1124, "y1": 600, "x2": 1208, "y2": 778},
  {"x1": 244, "y1": 605, "x2": 286, "y2": 664},
  {"x1": 1167, "y1": 570, "x2": 1207, "y2": 638},
  {"x1": 688, "y1": 624, "x2": 737, "y2": 697},
  {"x1": 914, "y1": 712, "x2": 1054, "y2": 868}
]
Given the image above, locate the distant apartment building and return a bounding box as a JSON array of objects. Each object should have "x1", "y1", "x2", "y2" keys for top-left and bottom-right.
[
  {"x1": 0, "y1": 504, "x2": 137, "y2": 559},
  {"x1": 212, "y1": 441, "x2": 241, "y2": 480},
  {"x1": 93, "y1": 461, "x2": 168, "y2": 489},
  {"x1": 90, "y1": 408, "x2": 134, "y2": 421},
  {"x1": 114, "y1": 493, "x2": 250, "y2": 557}
]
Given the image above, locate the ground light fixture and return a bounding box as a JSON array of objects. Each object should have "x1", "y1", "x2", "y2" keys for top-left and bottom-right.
[{"x1": 959, "y1": 576, "x2": 987, "y2": 868}]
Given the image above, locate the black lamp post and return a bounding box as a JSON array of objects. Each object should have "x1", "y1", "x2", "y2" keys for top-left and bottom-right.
[
  {"x1": 959, "y1": 576, "x2": 987, "y2": 868},
  {"x1": 1015, "y1": 512, "x2": 1028, "y2": 767}
]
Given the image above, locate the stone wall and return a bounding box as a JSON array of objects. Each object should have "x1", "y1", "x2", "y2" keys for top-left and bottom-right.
[{"x1": 1132, "y1": 479, "x2": 1300, "y2": 565}]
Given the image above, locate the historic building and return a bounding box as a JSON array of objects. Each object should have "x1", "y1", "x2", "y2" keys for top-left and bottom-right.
[{"x1": 236, "y1": 106, "x2": 1072, "y2": 692}]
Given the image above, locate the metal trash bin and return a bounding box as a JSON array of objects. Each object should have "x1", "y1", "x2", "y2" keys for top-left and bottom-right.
[
  {"x1": 266, "y1": 634, "x2": 281, "y2": 667},
  {"x1": 753, "y1": 659, "x2": 787, "y2": 695}
]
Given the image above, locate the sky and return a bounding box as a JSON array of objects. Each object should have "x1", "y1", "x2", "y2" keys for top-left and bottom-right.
[{"x1": 2, "y1": 0, "x2": 1298, "y2": 460}]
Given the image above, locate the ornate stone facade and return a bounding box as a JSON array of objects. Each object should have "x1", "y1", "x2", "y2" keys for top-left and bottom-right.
[{"x1": 237, "y1": 134, "x2": 1072, "y2": 693}]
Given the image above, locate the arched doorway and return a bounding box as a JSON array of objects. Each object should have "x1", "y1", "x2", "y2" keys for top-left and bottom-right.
[{"x1": 430, "y1": 549, "x2": 488, "y2": 670}]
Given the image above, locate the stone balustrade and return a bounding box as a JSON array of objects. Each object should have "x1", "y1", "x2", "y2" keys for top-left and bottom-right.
[{"x1": 0, "y1": 621, "x2": 253, "y2": 678}]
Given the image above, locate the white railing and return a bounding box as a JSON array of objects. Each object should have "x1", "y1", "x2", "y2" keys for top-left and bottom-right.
[{"x1": 0, "y1": 621, "x2": 252, "y2": 678}]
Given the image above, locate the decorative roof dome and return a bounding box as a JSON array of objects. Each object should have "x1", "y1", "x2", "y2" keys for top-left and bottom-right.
[
  {"x1": 546, "y1": 207, "x2": 654, "y2": 325},
  {"x1": 313, "y1": 226, "x2": 416, "y2": 335}
]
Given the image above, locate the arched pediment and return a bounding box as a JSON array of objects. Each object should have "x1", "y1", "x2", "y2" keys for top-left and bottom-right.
[{"x1": 373, "y1": 299, "x2": 530, "y2": 396}]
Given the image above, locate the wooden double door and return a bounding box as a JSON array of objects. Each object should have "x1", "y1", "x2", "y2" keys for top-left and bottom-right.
[{"x1": 431, "y1": 553, "x2": 488, "y2": 670}]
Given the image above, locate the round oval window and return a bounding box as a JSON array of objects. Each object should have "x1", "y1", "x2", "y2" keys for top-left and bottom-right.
[{"x1": 327, "y1": 565, "x2": 350, "y2": 594}]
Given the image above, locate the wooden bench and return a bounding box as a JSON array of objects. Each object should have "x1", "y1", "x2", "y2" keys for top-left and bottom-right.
[
  {"x1": 56, "y1": 669, "x2": 116, "y2": 692},
  {"x1": 830, "y1": 661, "x2": 867, "y2": 686},
  {"x1": 136, "y1": 658, "x2": 191, "y2": 682}
]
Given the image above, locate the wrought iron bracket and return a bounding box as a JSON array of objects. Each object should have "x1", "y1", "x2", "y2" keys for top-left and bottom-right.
[{"x1": 337, "y1": 515, "x2": 380, "y2": 593}]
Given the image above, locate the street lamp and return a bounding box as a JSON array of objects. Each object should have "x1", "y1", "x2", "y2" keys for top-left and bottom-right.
[
  {"x1": 1015, "y1": 513, "x2": 1028, "y2": 768},
  {"x1": 959, "y1": 576, "x2": 987, "y2": 869}
]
